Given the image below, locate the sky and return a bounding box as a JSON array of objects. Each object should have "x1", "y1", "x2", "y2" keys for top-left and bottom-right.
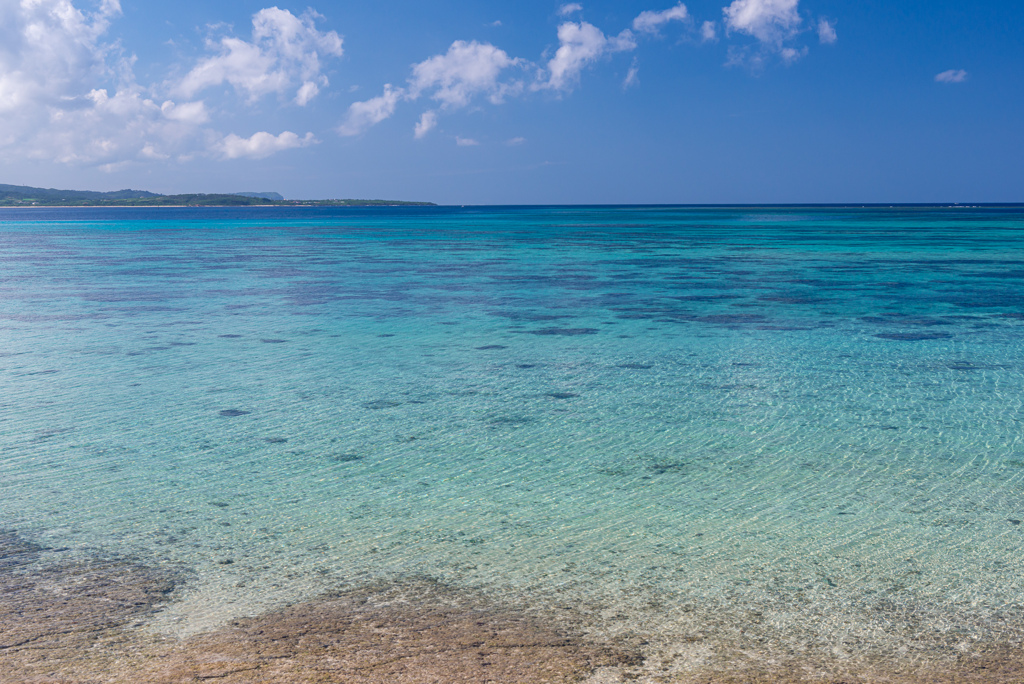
[{"x1": 0, "y1": 0, "x2": 1021, "y2": 204}]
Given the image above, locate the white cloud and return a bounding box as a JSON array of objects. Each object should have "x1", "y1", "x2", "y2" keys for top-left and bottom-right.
[
  {"x1": 176, "y1": 8, "x2": 342, "y2": 105},
  {"x1": 455, "y1": 136, "x2": 480, "y2": 146},
  {"x1": 558, "y1": 3, "x2": 583, "y2": 17},
  {"x1": 344, "y1": 40, "x2": 523, "y2": 139},
  {"x1": 506, "y1": 136, "x2": 526, "y2": 145},
  {"x1": 0, "y1": 0, "x2": 122, "y2": 115},
  {"x1": 632, "y1": 3, "x2": 689, "y2": 34},
  {"x1": 817, "y1": 18, "x2": 837, "y2": 44},
  {"x1": 295, "y1": 80, "x2": 319, "y2": 106},
  {"x1": 0, "y1": 0, "x2": 204, "y2": 165},
  {"x1": 723, "y1": 0, "x2": 801, "y2": 45},
  {"x1": 780, "y1": 46, "x2": 807, "y2": 63},
  {"x1": 701, "y1": 20, "x2": 717, "y2": 41},
  {"x1": 414, "y1": 110, "x2": 437, "y2": 138},
  {"x1": 338, "y1": 84, "x2": 404, "y2": 136},
  {"x1": 0, "y1": 1, "x2": 344, "y2": 167},
  {"x1": 538, "y1": 21, "x2": 637, "y2": 91},
  {"x1": 409, "y1": 40, "x2": 521, "y2": 108},
  {"x1": 160, "y1": 100, "x2": 209, "y2": 125},
  {"x1": 217, "y1": 130, "x2": 316, "y2": 159},
  {"x1": 935, "y1": 69, "x2": 967, "y2": 83}
]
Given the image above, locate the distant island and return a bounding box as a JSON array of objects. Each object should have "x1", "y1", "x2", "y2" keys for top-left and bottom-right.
[{"x1": 0, "y1": 184, "x2": 434, "y2": 207}]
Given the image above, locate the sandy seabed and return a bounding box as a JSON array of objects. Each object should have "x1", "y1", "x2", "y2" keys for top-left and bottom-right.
[{"x1": 1, "y1": 530, "x2": 1022, "y2": 684}]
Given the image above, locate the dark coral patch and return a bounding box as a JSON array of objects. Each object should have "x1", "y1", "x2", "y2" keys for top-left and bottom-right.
[
  {"x1": 874, "y1": 332, "x2": 953, "y2": 341},
  {"x1": 526, "y1": 328, "x2": 598, "y2": 336},
  {"x1": 361, "y1": 400, "x2": 401, "y2": 410}
]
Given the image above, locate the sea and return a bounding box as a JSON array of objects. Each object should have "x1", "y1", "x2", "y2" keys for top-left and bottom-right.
[{"x1": 2, "y1": 205, "x2": 1023, "y2": 679}]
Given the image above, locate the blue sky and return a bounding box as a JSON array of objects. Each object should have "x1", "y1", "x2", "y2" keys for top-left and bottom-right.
[{"x1": 0, "y1": 0, "x2": 1021, "y2": 203}]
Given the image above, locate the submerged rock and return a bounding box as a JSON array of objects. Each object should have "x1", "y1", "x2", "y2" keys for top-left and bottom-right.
[
  {"x1": 219, "y1": 409, "x2": 250, "y2": 417},
  {"x1": 361, "y1": 400, "x2": 401, "y2": 410}
]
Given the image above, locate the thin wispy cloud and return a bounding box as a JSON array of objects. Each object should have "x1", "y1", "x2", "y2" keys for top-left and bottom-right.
[
  {"x1": 558, "y1": 3, "x2": 583, "y2": 17},
  {"x1": 456, "y1": 136, "x2": 480, "y2": 146},
  {"x1": 414, "y1": 110, "x2": 438, "y2": 139},
  {"x1": 338, "y1": 84, "x2": 404, "y2": 136},
  {"x1": 701, "y1": 20, "x2": 717, "y2": 42},
  {"x1": 623, "y1": 59, "x2": 639, "y2": 89},
  {"x1": 817, "y1": 19, "x2": 837, "y2": 45},
  {"x1": 632, "y1": 3, "x2": 689, "y2": 34},
  {"x1": 935, "y1": 69, "x2": 967, "y2": 83}
]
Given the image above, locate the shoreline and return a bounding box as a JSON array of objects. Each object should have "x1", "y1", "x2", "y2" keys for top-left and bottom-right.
[{"x1": 3, "y1": 530, "x2": 1023, "y2": 684}]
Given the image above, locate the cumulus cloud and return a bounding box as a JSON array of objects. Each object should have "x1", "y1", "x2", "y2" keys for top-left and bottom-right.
[
  {"x1": 935, "y1": 69, "x2": 967, "y2": 83},
  {"x1": 160, "y1": 100, "x2": 210, "y2": 125},
  {"x1": 414, "y1": 110, "x2": 437, "y2": 138},
  {"x1": 341, "y1": 39, "x2": 524, "y2": 139},
  {"x1": 723, "y1": 0, "x2": 801, "y2": 46},
  {"x1": 0, "y1": 0, "x2": 192, "y2": 164},
  {"x1": 817, "y1": 18, "x2": 837, "y2": 44},
  {"x1": 538, "y1": 21, "x2": 636, "y2": 91},
  {"x1": 558, "y1": 3, "x2": 583, "y2": 16},
  {"x1": 0, "y1": 1, "x2": 342, "y2": 167},
  {"x1": 409, "y1": 40, "x2": 521, "y2": 108},
  {"x1": 338, "y1": 84, "x2": 404, "y2": 136},
  {"x1": 176, "y1": 8, "x2": 343, "y2": 105},
  {"x1": 701, "y1": 20, "x2": 717, "y2": 41},
  {"x1": 632, "y1": 3, "x2": 689, "y2": 34},
  {"x1": 216, "y1": 130, "x2": 317, "y2": 159},
  {"x1": 0, "y1": 0, "x2": 122, "y2": 115}
]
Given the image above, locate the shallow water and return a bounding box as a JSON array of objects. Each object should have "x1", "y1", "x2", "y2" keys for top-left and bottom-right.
[{"x1": 2, "y1": 205, "x2": 1024, "y2": 676}]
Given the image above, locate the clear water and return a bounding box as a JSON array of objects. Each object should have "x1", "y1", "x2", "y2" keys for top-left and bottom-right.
[{"x1": 2, "y1": 205, "x2": 1024, "y2": 661}]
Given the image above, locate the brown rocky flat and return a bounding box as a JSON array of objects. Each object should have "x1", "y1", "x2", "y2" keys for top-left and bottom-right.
[{"x1": 2, "y1": 530, "x2": 1023, "y2": 684}]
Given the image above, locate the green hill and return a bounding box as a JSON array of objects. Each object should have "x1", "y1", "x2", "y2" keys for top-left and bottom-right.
[{"x1": 0, "y1": 184, "x2": 434, "y2": 207}]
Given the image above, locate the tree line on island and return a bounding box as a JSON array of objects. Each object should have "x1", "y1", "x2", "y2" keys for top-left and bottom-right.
[{"x1": 0, "y1": 184, "x2": 434, "y2": 207}]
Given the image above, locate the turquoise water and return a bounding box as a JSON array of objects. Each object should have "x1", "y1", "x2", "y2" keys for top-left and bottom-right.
[{"x1": 2, "y1": 206, "x2": 1024, "y2": 663}]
